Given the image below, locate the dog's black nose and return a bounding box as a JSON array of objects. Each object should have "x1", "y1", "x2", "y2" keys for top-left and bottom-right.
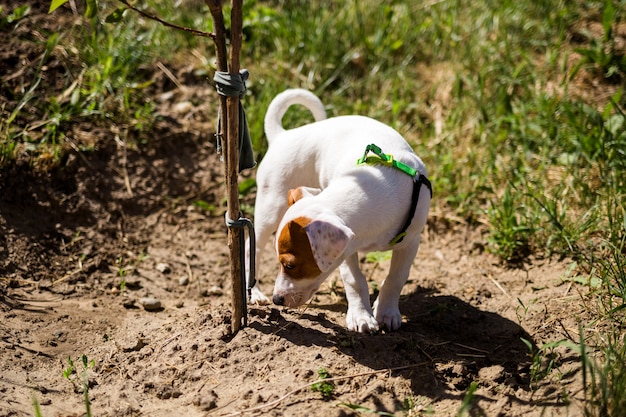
[{"x1": 273, "y1": 294, "x2": 285, "y2": 305}]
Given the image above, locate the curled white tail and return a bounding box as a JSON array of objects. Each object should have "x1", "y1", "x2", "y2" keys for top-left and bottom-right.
[{"x1": 264, "y1": 89, "x2": 327, "y2": 143}]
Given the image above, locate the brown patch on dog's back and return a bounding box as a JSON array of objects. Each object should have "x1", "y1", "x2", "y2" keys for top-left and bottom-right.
[{"x1": 277, "y1": 216, "x2": 322, "y2": 279}]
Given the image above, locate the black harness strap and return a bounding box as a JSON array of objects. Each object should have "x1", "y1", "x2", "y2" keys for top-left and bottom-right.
[{"x1": 389, "y1": 174, "x2": 432, "y2": 245}]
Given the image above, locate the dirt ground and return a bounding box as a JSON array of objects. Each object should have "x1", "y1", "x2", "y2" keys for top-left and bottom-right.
[{"x1": 1, "y1": 3, "x2": 589, "y2": 416}]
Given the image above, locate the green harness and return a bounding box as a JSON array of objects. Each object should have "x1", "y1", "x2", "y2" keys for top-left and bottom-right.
[{"x1": 356, "y1": 144, "x2": 432, "y2": 245}]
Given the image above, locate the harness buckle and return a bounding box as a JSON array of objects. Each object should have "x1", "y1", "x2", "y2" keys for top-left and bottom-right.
[{"x1": 357, "y1": 143, "x2": 417, "y2": 178}]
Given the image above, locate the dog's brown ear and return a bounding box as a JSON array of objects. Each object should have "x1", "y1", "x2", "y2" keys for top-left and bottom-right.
[
  {"x1": 287, "y1": 187, "x2": 321, "y2": 206},
  {"x1": 287, "y1": 188, "x2": 304, "y2": 206}
]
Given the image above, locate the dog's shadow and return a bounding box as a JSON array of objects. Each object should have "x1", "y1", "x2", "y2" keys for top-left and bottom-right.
[{"x1": 250, "y1": 287, "x2": 544, "y2": 411}]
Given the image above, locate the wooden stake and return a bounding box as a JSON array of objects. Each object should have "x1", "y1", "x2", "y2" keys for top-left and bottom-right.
[{"x1": 206, "y1": 0, "x2": 245, "y2": 333}]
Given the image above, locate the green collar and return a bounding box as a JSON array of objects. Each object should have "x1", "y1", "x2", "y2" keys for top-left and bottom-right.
[{"x1": 356, "y1": 143, "x2": 417, "y2": 178}]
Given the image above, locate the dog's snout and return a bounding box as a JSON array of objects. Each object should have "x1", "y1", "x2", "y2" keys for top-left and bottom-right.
[{"x1": 273, "y1": 294, "x2": 285, "y2": 306}]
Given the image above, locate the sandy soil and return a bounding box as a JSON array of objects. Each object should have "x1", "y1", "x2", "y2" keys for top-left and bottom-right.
[{"x1": 1, "y1": 3, "x2": 588, "y2": 416}]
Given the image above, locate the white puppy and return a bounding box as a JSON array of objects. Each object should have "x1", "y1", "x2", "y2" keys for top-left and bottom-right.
[{"x1": 250, "y1": 89, "x2": 431, "y2": 333}]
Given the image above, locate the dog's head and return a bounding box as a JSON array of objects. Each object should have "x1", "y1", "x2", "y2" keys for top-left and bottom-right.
[{"x1": 272, "y1": 188, "x2": 353, "y2": 307}]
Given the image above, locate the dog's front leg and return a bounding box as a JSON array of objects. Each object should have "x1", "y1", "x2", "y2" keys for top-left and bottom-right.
[
  {"x1": 249, "y1": 183, "x2": 297, "y2": 305},
  {"x1": 245, "y1": 235, "x2": 270, "y2": 305},
  {"x1": 340, "y1": 253, "x2": 379, "y2": 333},
  {"x1": 248, "y1": 198, "x2": 287, "y2": 305},
  {"x1": 373, "y1": 238, "x2": 421, "y2": 330}
]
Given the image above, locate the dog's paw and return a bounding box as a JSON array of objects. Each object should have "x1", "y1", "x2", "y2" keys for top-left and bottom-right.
[
  {"x1": 373, "y1": 304, "x2": 402, "y2": 331},
  {"x1": 249, "y1": 286, "x2": 271, "y2": 305},
  {"x1": 346, "y1": 309, "x2": 379, "y2": 333}
]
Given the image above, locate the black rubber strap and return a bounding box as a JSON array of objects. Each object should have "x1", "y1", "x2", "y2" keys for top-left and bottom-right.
[
  {"x1": 390, "y1": 174, "x2": 432, "y2": 245},
  {"x1": 225, "y1": 212, "x2": 255, "y2": 326}
]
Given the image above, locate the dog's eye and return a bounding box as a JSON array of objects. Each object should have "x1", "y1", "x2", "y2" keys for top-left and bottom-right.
[{"x1": 279, "y1": 254, "x2": 297, "y2": 272}]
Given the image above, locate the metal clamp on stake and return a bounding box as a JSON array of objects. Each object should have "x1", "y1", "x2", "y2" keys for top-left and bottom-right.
[{"x1": 225, "y1": 212, "x2": 255, "y2": 326}]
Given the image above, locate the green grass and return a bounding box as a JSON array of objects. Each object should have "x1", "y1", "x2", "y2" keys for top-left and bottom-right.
[
  {"x1": 310, "y1": 368, "x2": 335, "y2": 400},
  {"x1": 456, "y1": 381, "x2": 479, "y2": 417},
  {"x1": 581, "y1": 325, "x2": 626, "y2": 416},
  {"x1": 3, "y1": 0, "x2": 626, "y2": 414},
  {"x1": 63, "y1": 354, "x2": 95, "y2": 417}
]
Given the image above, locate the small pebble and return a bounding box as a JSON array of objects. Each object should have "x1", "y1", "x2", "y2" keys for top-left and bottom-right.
[
  {"x1": 178, "y1": 276, "x2": 189, "y2": 286},
  {"x1": 139, "y1": 297, "x2": 162, "y2": 312},
  {"x1": 156, "y1": 263, "x2": 171, "y2": 274},
  {"x1": 193, "y1": 390, "x2": 218, "y2": 411},
  {"x1": 206, "y1": 285, "x2": 223, "y2": 296},
  {"x1": 123, "y1": 338, "x2": 147, "y2": 352},
  {"x1": 172, "y1": 101, "x2": 193, "y2": 115}
]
